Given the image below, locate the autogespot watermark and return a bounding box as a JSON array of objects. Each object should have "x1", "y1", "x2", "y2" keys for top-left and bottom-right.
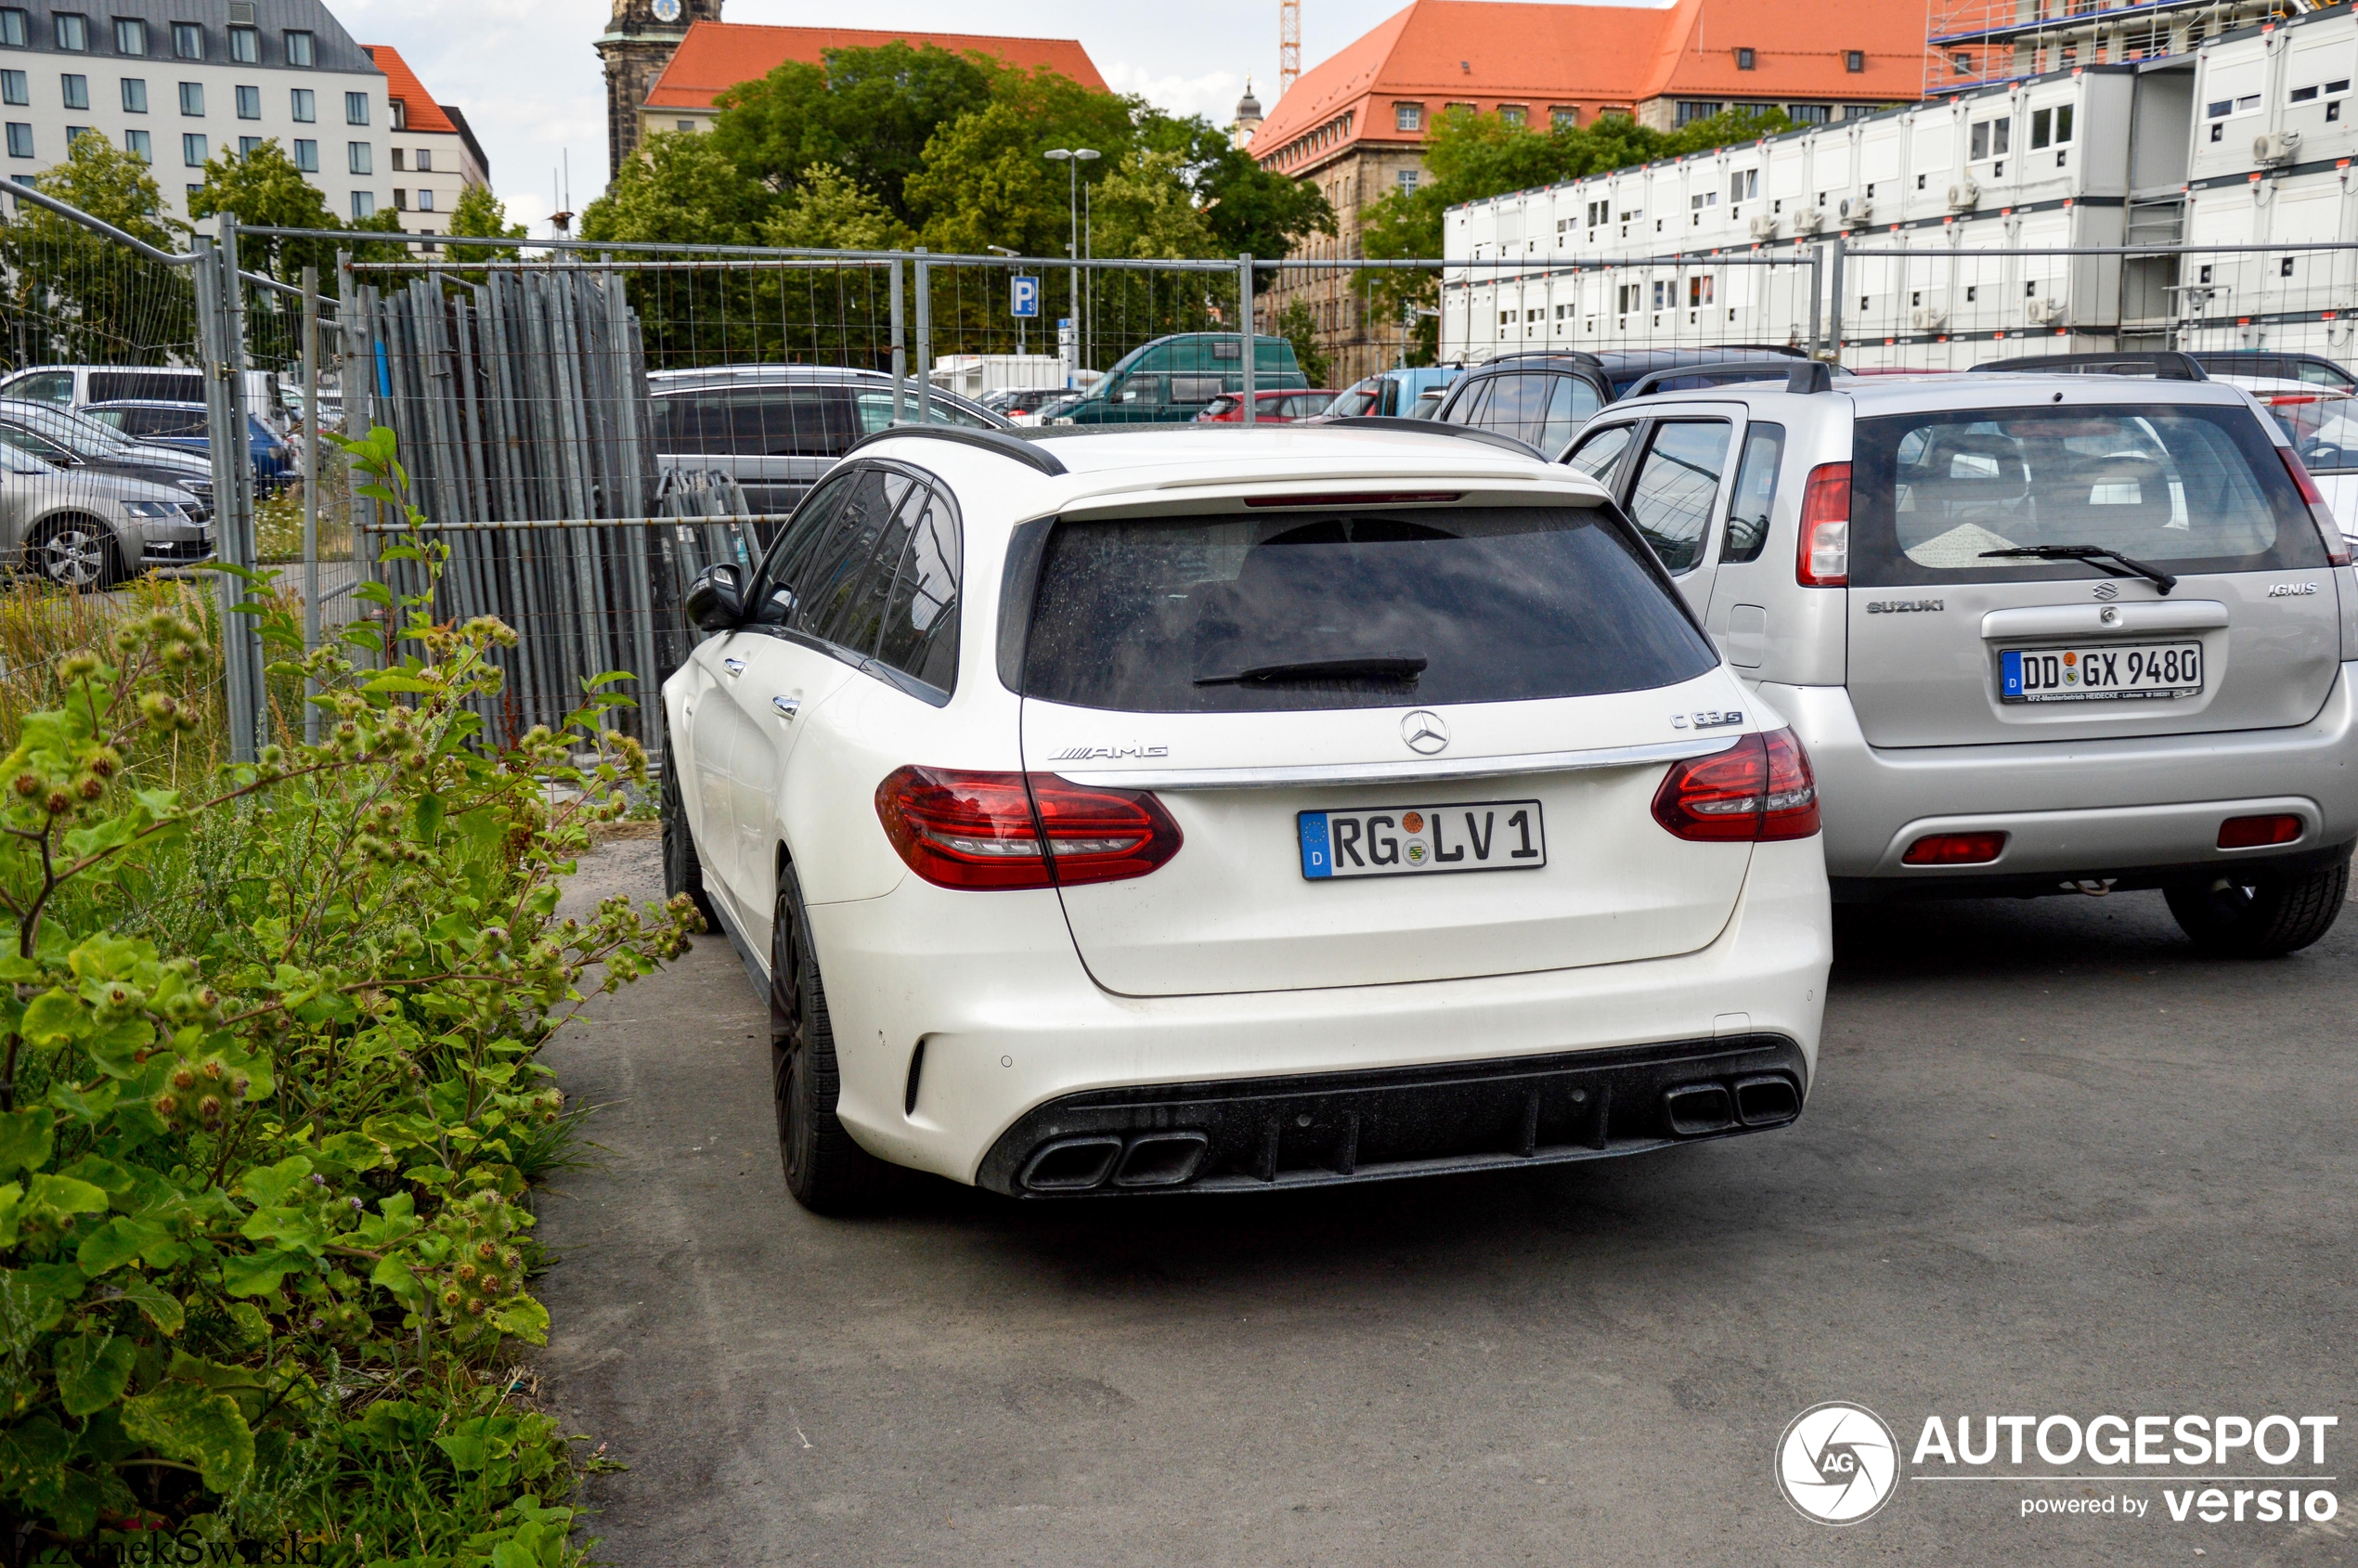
[{"x1": 1777, "y1": 1406, "x2": 2342, "y2": 1528}]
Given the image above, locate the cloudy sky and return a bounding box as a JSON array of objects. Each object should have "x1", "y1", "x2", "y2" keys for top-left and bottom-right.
[{"x1": 337, "y1": 0, "x2": 1658, "y2": 237}]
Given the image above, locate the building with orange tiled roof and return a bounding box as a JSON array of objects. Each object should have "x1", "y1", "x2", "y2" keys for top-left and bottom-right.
[
  {"x1": 633, "y1": 20, "x2": 1106, "y2": 159},
  {"x1": 361, "y1": 45, "x2": 486, "y2": 241},
  {"x1": 1258, "y1": 0, "x2": 1928, "y2": 382}
]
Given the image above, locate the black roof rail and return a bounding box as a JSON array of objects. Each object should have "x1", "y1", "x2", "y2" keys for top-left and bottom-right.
[
  {"x1": 844, "y1": 422, "x2": 1068, "y2": 477},
  {"x1": 1313, "y1": 414, "x2": 1545, "y2": 459},
  {"x1": 1621, "y1": 359, "x2": 1835, "y2": 399},
  {"x1": 1970, "y1": 351, "x2": 2209, "y2": 382}
]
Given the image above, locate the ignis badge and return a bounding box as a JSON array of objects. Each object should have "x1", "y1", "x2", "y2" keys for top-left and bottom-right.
[{"x1": 1778, "y1": 1402, "x2": 1901, "y2": 1524}]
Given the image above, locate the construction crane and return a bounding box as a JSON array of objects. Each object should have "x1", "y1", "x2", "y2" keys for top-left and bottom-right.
[{"x1": 1280, "y1": 0, "x2": 1301, "y2": 97}]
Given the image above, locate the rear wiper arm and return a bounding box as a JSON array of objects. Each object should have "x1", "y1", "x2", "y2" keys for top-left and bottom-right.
[
  {"x1": 1978, "y1": 544, "x2": 2177, "y2": 596},
  {"x1": 1195, "y1": 653, "x2": 1429, "y2": 686}
]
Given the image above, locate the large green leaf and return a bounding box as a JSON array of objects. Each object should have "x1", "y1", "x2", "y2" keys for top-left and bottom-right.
[
  {"x1": 53, "y1": 1331, "x2": 136, "y2": 1417},
  {"x1": 233, "y1": 1156, "x2": 313, "y2": 1209},
  {"x1": 0, "y1": 1107, "x2": 53, "y2": 1174},
  {"x1": 22, "y1": 1172, "x2": 109, "y2": 1225},
  {"x1": 489, "y1": 1296, "x2": 550, "y2": 1345},
  {"x1": 121, "y1": 1380, "x2": 254, "y2": 1495},
  {"x1": 110, "y1": 1273, "x2": 185, "y2": 1336},
  {"x1": 218, "y1": 1248, "x2": 310, "y2": 1298},
  {"x1": 75, "y1": 1215, "x2": 172, "y2": 1276}
]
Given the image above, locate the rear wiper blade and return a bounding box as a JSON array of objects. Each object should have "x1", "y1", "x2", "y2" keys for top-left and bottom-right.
[
  {"x1": 1195, "y1": 653, "x2": 1429, "y2": 686},
  {"x1": 1978, "y1": 543, "x2": 2177, "y2": 595}
]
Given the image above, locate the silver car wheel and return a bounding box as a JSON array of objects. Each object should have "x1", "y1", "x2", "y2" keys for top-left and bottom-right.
[{"x1": 32, "y1": 525, "x2": 110, "y2": 590}]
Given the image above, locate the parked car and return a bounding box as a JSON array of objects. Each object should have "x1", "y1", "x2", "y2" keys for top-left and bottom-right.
[
  {"x1": 1430, "y1": 354, "x2": 1613, "y2": 459},
  {"x1": 0, "y1": 399, "x2": 214, "y2": 517},
  {"x1": 1583, "y1": 346, "x2": 1808, "y2": 400},
  {"x1": 981, "y1": 387, "x2": 1074, "y2": 424},
  {"x1": 0, "y1": 362, "x2": 291, "y2": 427},
  {"x1": 2190, "y1": 351, "x2": 2358, "y2": 394},
  {"x1": 0, "y1": 450, "x2": 212, "y2": 587},
  {"x1": 1560, "y1": 350, "x2": 2358, "y2": 955},
  {"x1": 1194, "y1": 388, "x2": 1339, "y2": 422},
  {"x1": 646, "y1": 366, "x2": 1007, "y2": 518},
  {"x1": 660, "y1": 420, "x2": 1831, "y2": 1211},
  {"x1": 1408, "y1": 386, "x2": 1446, "y2": 418},
  {"x1": 1325, "y1": 366, "x2": 1463, "y2": 418},
  {"x1": 82, "y1": 400, "x2": 295, "y2": 493},
  {"x1": 1051, "y1": 332, "x2": 1307, "y2": 424}
]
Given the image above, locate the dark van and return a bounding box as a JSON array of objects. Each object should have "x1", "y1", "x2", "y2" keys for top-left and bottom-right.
[{"x1": 1056, "y1": 332, "x2": 1306, "y2": 425}]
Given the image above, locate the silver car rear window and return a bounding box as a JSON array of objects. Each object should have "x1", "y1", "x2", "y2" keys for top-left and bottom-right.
[
  {"x1": 1850, "y1": 404, "x2": 2324, "y2": 587},
  {"x1": 1021, "y1": 505, "x2": 1717, "y2": 714}
]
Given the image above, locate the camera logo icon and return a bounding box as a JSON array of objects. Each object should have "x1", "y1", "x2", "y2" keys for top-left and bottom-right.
[{"x1": 1777, "y1": 1402, "x2": 1901, "y2": 1524}]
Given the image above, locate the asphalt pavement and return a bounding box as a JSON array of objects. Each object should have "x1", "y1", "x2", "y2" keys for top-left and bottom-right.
[{"x1": 538, "y1": 840, "x2": 2358, "y2": 1566}]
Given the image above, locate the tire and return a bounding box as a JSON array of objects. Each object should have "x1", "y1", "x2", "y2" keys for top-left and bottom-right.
[
  {"x1": 771, "y1": 862, "x2": 894, "y2": 1213},
  {"x1": 658, "y1": 764, "x2": 719, "y2": 932},
  {"x1": 27, "y1": 518, "x2": 121, "y2": 590},
  {"x1": 2164, "y1": 856, "x2": 2350, "y2": 958}
]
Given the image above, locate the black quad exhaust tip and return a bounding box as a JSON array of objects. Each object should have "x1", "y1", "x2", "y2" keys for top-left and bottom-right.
[
  {"x1": 1663, "y1": 1082, "x2": 1736, "y2": 1137},
  {"x1": 1020, "y1": 1136, "x2": 1124, "y2": 1192},
  {"x1": 1732, "y1": 1074, "x2": 1801, "y2": 1127},
  {"x1": 1112, "y1": 1132, "x2": 1209, "y2": 1188}
]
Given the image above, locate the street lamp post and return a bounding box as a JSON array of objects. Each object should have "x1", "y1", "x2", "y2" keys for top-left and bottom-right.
[{"x1": 1043, "y1": 147, "x2": 1098, "y2": 376}]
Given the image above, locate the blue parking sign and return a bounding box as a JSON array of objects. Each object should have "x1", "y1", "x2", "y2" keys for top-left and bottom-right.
[{"x1": 1010, "y1": 275, "x2": 1040, "y2": 318}]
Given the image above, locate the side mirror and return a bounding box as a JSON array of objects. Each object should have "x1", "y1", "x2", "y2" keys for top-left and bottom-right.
[{"x1": 684, "y1": 564, "x2": 744, "y2": 631}]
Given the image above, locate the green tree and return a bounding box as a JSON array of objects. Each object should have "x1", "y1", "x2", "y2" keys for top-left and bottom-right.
[
  {"x1": 578, "y1": 130, "x2": 771, "y2": 246},
  {"x1": 447, "y1": 183, "x2": 526, "y2": 252},
  {"x1": 1276, "y1": 297, "x2": 1331, "y2": 385},
  {"x1": 710, "y1": 42, "x2": 1003, "y2": 228},
  {"x1": 1087, "y1": 148, "x2": 1219, "y2": 260},
  {"x1": 758, "y1": 163, "x2": 912, "y2": 251},
  {"x1": 189, "y1": 139, "x2": 342, "y2": 282},
  {"x1": 904, "y1": 69, "x2": 1140, "y2": 256},
  {"x1": 1141, "y1": 112, "x2": 1335, "y2": 263},
  {"x1": 0, "y1": 133, "x2": 192, "y2": 369},
  {"x1": 1360, "y1": 104, "x2": 1794, "y2": 362}
]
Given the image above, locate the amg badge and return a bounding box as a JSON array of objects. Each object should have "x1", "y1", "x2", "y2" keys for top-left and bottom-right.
[{"x1": 1046, "y1": 744, "x2": 1169, "y2": 761}]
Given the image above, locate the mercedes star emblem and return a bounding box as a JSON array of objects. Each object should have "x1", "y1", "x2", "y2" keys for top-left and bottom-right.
[{"x1": 1401, "y1": 709, "x2": 1450, "y2": 755}]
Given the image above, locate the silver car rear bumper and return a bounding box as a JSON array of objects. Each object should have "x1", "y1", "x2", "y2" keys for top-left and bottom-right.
[{"x1": 1760, "y1": 666, "x2": 2358, "y2": 896}]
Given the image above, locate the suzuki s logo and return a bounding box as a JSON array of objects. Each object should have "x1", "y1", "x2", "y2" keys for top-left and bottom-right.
[
  {"x1": 2268, "y1": 582, "x2": 2320, "y2": 598},
  {"x1": 1777, "y1": 1403, "x2": 1901, "y2": 1525},
  {"x1": 1400, "y1": 710, "x2": 1450, "y2": 755},
  {"x1": 2092, "y1": 583, "x2": 2119, "y2": 602}
]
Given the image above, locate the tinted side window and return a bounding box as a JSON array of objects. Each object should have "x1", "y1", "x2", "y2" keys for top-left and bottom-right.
[
  {"x1": 1476, "y1": 374, "x2": 1550, "y2": 444},
  {"x1": 1537, "y1": 374, "x2": 1601, "y2": 457},
  {"x1": 0, "y1": 423, "x2": 71, "y2": 463},
  {"x1": 745, "y1": 472, "x2": 857, "y2": 627},
  {"x1": 1722, "y1": 422, "x2": 1786, "y2": 564},
  {"x1": 11, "y1": 372, "x2": 71, "y2": 405},
  {"x1": 1626, "y1": 420, "x2": 1732, "y2": 573},
  {"x1": 794, "y1": 468, "x2": 920, "y2": 648},
  {"x1": 873, "y1": 485, "x2": 962, "y2": 693},
  {"x1": 1562, "y1": 422, "x2": 1636, "y2": 492},
  {"x1": 1440, "y1": 375, "x2": 1492, "y2": 426},
  {"x1": 88, "y1": 370, "x2": 201, "y2": 403}
]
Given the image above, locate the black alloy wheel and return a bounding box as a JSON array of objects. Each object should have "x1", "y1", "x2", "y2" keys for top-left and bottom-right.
[
  {"x1": 770, "y1": 862, "x2": 892, "y2": 1213},
  {"x1": 658, "y1": 764, "x2": 718, "y2": 932},
  {"x1": 2163, "y1": 855, "x2": 2350, "y2": 958}
]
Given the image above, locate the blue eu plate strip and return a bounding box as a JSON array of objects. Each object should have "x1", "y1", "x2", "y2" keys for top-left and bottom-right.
[
  {"x1": 2001, "y1": 650, "x2": 2024, "y2": 699},
  {"x1": 1299, "y1": 812, "x2": 1332, "y2": 879}
]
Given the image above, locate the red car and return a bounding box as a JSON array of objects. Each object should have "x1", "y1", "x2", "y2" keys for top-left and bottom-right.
[{"x1": 1194, "y1": 388, "x2": 1340, "y2": 422}]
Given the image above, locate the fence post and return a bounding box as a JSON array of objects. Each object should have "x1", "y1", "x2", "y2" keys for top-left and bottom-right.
[
  {"x1": 301, "y1": 264, "x2": 319, "y2": 745},
  {"x1": 1239, "y1": 253, "x2": 1256, "y2": 425},
  {"x1": 195, "y1": 214, "x2": 261, "y2": 763},
  {"x1": 1806, "y1": 245, "x2": 1822, "y2": 362},
  {"x1": 913, "y1": 247, "x2": 931, "y2": 423},
  {"x1": 888, "y1": 257, "x2": 906, "y2": 424},
  {"x1": 1824, "y1": 232, "x2": 1846, "y2": 362}
]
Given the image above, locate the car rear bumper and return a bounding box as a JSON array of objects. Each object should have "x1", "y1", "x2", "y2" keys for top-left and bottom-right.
[
  {"x1": 1762, "y1": 667, "x2": 2358, "y2": 893},
  {"x1": 800, "y1": 836, "x2": 1830, "y2": 1188}
]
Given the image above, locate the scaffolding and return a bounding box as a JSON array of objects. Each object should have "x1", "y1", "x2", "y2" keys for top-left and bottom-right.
[{"x1": 1923, "y1": 0, "x2": 2291, "y2": 97}]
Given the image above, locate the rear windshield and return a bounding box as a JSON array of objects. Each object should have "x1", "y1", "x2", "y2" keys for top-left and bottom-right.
[
  {"x1": 1021, "y1": 505, "x2": 1717, "y2": 714},
  {"x1": 1849, "y1": 403, "x2": 2326, "y2": 587}
]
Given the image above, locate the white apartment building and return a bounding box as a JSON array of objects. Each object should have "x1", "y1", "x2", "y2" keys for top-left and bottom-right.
[{"x1": 0, "y1": 0, "x2": 388, "y2": 227}]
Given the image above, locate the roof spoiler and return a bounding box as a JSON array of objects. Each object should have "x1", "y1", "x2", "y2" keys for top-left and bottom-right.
[
  {"x1": 1970, "y1": 351, "x2": 2209, "y2": 382},
  {"x1": 844, "y1": 423, "x2": 1068, "y2": 476},
  {"x1": 1620, "y1": 360, "x2": 1835, "y2": 399},
  {"x1": 1314, "y1": 415, "x2": 1545, "y2": 460}
]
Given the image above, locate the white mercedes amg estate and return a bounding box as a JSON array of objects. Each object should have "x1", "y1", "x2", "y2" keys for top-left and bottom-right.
[{"x1": 659, "y1": 419, "x2": 1833, "y2": 1212}]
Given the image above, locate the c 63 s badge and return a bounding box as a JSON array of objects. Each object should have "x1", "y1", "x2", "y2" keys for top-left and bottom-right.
[{"x1": 1671, "y1": 710, "x2": 1743, "y2": 731}]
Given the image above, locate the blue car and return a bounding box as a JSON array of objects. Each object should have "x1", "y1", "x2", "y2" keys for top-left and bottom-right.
[{"x1": 81, "y1": 400, "x2": 294, "y2": 493}]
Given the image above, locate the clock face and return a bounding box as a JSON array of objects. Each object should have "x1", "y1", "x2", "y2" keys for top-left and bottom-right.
[{"x1": 650, "y1": 0, "x2": 681, "y2": 20}]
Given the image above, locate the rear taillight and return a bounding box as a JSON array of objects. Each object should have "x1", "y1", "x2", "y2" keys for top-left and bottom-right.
[
  {"x1": 1796, "y1": 461, "x2": 1850, "y2": 587},
  {"x1": 2277, "y1": 443, "x2": 2352, "y2": 567},
  {"x1": 875, "y1": 767, "x2": 1183, "y2": 890},
  {"x1": 1651, "y1": 729, "x2": 1820, "y2": 843}
]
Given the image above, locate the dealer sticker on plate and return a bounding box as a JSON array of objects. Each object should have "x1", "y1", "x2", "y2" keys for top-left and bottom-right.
[
  {"x1": 2001, "y1": 641, "x2": 2204, "y2": 703},
  {"x1": 1299, "y1": 800, "x2": 1546, "y2": 880}
]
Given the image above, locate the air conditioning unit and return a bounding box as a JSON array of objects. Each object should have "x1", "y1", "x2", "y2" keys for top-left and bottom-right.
[
  {"x1": 2025, "y1": 297, "x2": 2066, "y2": 327},
  {"x1": 1840, "y1": 196, "x2": 1873, "y2": 226},
  {"x1": 1793, "y1": 206, "x2": 1825, "y2": 235},
  {"x1": 1748, "y1": 213, "x2": 1781, "y2": 240},
  {"x1": 1911, "y1": 305, "x2": 1948, "y2": 330},
  {"x1": 1948, "y1": 179, "x2": 1981, "y2": 212},
  {"x1": 2255, "y1": 129, "x2": 2302, "y2": 165}
]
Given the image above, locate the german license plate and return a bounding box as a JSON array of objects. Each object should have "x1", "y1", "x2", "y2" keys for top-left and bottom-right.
[
  {"x1": 1299, "y1": 800, "x2": 1545, "y2": 880},
  {"x1": 2001, "y1": 641, "x2": 2204, "y2": 704}
]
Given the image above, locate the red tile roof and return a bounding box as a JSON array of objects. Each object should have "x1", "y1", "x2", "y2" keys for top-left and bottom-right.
[
  {"x1": 643, "y1": 21, "x2": 1107, "y2": 111},
  {"x1": 361, "y1": 45, "x2": 457, "y2": 136},
  {"x1": 1252, "y1": 0, "x2": 1926, "y2": 171}
]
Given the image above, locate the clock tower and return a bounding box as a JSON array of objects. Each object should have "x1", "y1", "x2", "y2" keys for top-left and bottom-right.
[{"x1": 596, "y1": 0, "x2": 722, "y2": 179}]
